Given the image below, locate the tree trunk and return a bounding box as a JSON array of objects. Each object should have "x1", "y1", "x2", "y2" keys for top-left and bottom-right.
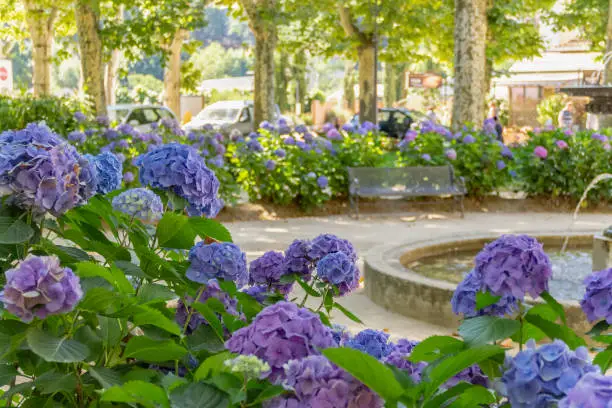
[
  {"x1": 275, "y1": 51, "x2": 290, "y2": 112},
  {"x1": 484, "y1": 57, "x2": 493, "y2": 97},
  {"x1": 163, "y1": 29, "x2": 186, "y2": 117},
  {"x1": 358, "y1": 41, "x2": 377, "y2": 124},
  {"x1": 451, "y1": 0, "x2": 487, "y2": 130},
  {"x1": 24, "y1": 1, "x2": 56, "y2": 96},
  {"x1": 343, "y1": 60, "x2": 356, "y2": 112},
  {"x1": 293, "y1": 51, "x2": 307, "y2": 114},
  {"x1": 384, "y1": 62, "x2": 397, "y2": 107},
  {"x1": 76, "y1": 0, "x2": 106, "y2": 116},
  {"x1": 604, "y1": 0, "x2": 612, "y2": 84}
]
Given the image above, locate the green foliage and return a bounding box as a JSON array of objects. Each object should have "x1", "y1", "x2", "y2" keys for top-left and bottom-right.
[
  {"x1": 190, "y1": 42, "x2": 252, "y2": 81},
  {"x1": 537, "y1": 94, "x2": 567, "y2": 126},
  {"x1": 0, "y1": 95, "x2": 90, "y2": 133}
]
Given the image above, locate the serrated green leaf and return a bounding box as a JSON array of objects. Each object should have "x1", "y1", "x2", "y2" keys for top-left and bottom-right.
[
  {"x1": 26, "y1": 328, "x2": 89, "y2": 363},
  {"x1": 459, "y1": 316, "x2": 520, "y2": 346},
  {"x1": 0, "y1": 364, "x2": 17, "y2": 387},
  {"x1": 194, "y1": 351, "x2": 234, "y2": 381},
  {"x1": 0, "y1": 217, "x2": 33, "y2": 244},
  {"x1": 189, "y1": 218, "x2": 233, "y2": 242},
  {"x1": 138, "y1": 283, "x2": 177, "y2": 304},
  {"x1": 157, "y1": 213, "x2": 196, "y2": 249},
  {"x1": 101, "y1": 381, "x2": 170, "y2": 408},
  {"x1": 475, "y1": 292, "x2": 501, "y2": 311},
  {"x1": 540, "y1": 291, "x2": 567, "y2": 325},
  {"x1": 524, "y1": 314, "x2": 586, "y2": 349},
  {"x1": 88, "y1": 366, "x2": 122, "y2": 389},
  {"x1": 169, "y1": 382, "x2": 229, "y2": 408},
  {"x1": 123, "y1": 337, "x2": 186, "y2": 362},
  {"x1": 33, "y1": 371, "x2": 77, "y2": 394},
  {"x1": 408, "y1": 336, "x2": 465, "y2": 363}
]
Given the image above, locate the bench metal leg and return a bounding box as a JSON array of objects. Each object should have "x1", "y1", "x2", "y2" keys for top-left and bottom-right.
[
  {"x1": 349, "y1": 193, "x2": 359, "y2": 219},
  {"x1": 454, "y1": 195, "x2": 465, "y2": 218}
]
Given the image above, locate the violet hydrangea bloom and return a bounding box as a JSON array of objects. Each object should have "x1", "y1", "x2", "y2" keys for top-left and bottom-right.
[
  {"x1": 342, "y1": 123, "x2": 354, "y2": 132},
  {"x1": 242, "y1": 285, "x2": 269, "y2": 303},
  {"x1": 175, "y1": 279, "x2": 239, "y2": 335},
  {"x1": 225, "y1": 301, "x2": 335, "y2": 381},
  {"x1": 88, "y1": 151, "x2": 122, "y2": 194},
  {"x1": 502, "y1": 146, "x2": 514, "y2": 159},
  {"x1": 462, "y1": 134, "x2": 476, "y2": 144},
  {"x1": 274, "y1": 148, "x2": 286, "y2": 158},
  {"x1": 421, "y1": 153, "x2": 432, "y2": 162},
  {"x1": 295, "y1": 124, "x2": 308, "y2": 134},
  {"x1": 123, "y1": 171, "x2": 134, "y2": 183},
  {"x1": 330, "y1": 324, "x2": 351, "y2": 346},
  {"x1": 0, "y1": 123, "x2": 97, "y2": 216},
  {"x1": 317, "y1": 175, "x2": 328, "y2": 188},
  {"x1": 360, "y1": 121, "x2": 376, "y2": 132},
  {"x1": 187, "y1": 242, "x2": 248, "y2": 287},
  {"x1": 247, "y1": 139, "x2": 264, "y2": 152},
  {"x1": 405, "y1": 130, "x2": 418, "y2": 142},
  {"x1": 249, "y1": 251, "x2": 292, "y2": 294},
  {"x1": 1, "y1": 256, "x2": 83, "y2": 322},
  {"x1": 136, "y1": 143, "x2": 222, "y2": 217},
  {"x1": 284, "y1": 136, "x2": 295, "y2": 146},
  {"x1": 558, "y1": 372, "x2": 612, "y2": 408},
  {"x1": 316, "y1": 252, "x2": 359, "y2": 296},
  {"x1": 451, "y1": 270, "x2": 518, "y2": 317},
  {"x1": 284, "y1": 239, "x2": 313, "y2": 279},
  {"x1": 111, "y1": 188, "x2": 163, "y2": 221},
  {"x1": 497, "y1": 160, "x2": 506, "y2": 170},
  {"x1": 265, "y1": 160, "x2": 276, "y2": 171},
  {"x1": 534, "y1": 146, "x2": 548, "y2": 159},
  {"x1": 474, "y1": 235, "x2": 552, "y2": 300},
  {"x1": 68, "y1": 131, "x2": 86, "y2": 143},
  {"x1": 580, "y1": 268, "x2": 612, "y2": 324},
  {"x1": 500, "y1": 339, "x2": 599, "y2": 408},
  {"x1": 74, "y1": 111, "x2": 86, "y2": 122},
  {"x1": 592, "y1": 133, "x2": 607, "y2": 143},
  {"x1": 446, "y1": 149, "x2": 457, "y2": 161},
  {"x1": 445, "y1": 365, "x2": 488, "y2": 389},
  {"x1": 556, "y1": 140, "x2": 569, "y2": 150},
  {"x1": 308, "y1": 234, "x2": 357, "y2": 264},
  {"x1": 327, "y1": 129, "x2": 342, "y2": 141},
  {"x1": 382, "y1": 339, "x2": 427, "y2": 382},
  {"x1": 344, "y1": 329, "x2": 393, "y2": 359}
]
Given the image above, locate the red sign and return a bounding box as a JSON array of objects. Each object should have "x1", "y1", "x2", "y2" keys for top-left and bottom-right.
[{"x1": 0, "y1": 68, "x2": 7, "y2": 81}]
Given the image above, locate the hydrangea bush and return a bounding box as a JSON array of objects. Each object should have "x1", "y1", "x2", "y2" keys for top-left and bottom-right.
[{"x1": 0, "y1": 123, "x2": 610, "y2": 407}]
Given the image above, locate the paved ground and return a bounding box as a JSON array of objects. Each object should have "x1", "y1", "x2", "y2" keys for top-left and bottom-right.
[{"x1": 226, "y1": 211, "x2": 612, "y2": 341}]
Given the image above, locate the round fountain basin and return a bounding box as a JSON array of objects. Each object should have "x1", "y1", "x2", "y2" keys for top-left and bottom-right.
[{"x1": 364, "y1": 234, "x2": 594, "y2": 333}]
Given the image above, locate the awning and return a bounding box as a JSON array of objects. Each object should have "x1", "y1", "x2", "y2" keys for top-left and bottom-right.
[{"x1": 494, "y1": 73, "x2": 582, "y2": 86}]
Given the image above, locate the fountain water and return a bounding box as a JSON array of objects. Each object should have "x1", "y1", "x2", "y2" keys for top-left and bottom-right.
[{"x1": 561, "y1": 173, "x2": 612, "y2": 253}]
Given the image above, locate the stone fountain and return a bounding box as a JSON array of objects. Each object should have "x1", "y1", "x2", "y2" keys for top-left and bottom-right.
[{"x1": 593, "y1": 226, "x2": 612, "y2": 271}]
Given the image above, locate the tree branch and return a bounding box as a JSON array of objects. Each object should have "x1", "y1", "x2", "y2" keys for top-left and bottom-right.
[{"x1": 338, "y1": 5, "x2": 367, "y2": 43}]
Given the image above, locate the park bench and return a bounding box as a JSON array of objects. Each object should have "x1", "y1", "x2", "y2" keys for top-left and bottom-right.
[{"x1": 347, "y1": 165, "x2": 466, "y2": 218}]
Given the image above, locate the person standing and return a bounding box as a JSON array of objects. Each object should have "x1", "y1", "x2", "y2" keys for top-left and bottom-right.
[
  {"x1": 488, "y1": 102, "x2": 503, "y2": 142},
  {"x1": 558, "y1": 102, "x2": 574, "y2": 129}
]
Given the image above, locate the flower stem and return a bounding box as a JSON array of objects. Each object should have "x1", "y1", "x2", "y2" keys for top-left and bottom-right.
[{"x1": 182, "y1": 286, "x2": 206, "y2": 335}]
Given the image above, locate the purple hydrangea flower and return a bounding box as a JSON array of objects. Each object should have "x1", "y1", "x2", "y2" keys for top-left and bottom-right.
[
  {"x1": 502, "y1": 146, "x2": 514, "y2": 159},
  {"x1": 534, "y1": 146, "x2": 548, "y2": 159},
  {"x1": 112, "y1": 188, "x2": 163, "y2": 221},
  {"x1": 295, "y1": 124, "x2": 308, "y2": 134},
  {"x1": 104, "y1": 129, "x2": 119, "y2": 140},
  {"x1": 284, "y1": 136, "x2": 295, "y2": 146},
  {"x1": 0, "y1": 256, "x2": 82, "y2": 322},
  {"x1": 74, "y1": 111, "x2": 86, "y2": 123},
  {"x1": 558, "y1": 372, "x2": 612, "y2": 408},
  {"x1": 247, "y1": 139, "x2": 264, "y2": 152},
  {"x1": 215, "y1": 143, "x2": 226, "y2": 155},
  {"x1": 187, "y1": 242, "x2": 248, "y2": 287},
  {"x1": 316, "y1": 252, "x2": 359, "y2": 296},
  {"x1": 382, "y1": 339, "x2": 427, "y2": 382},
  {"x1": 308, "y1": 234, "x2": 357, "y2": 264},
  {"x1": 555, "y1": 140, "x2": 569, "y2": 150},
  {"x1": 322, "y1": 123, "x2": 334, "y2": 133},
  {"x1": 475, "y1": 235, "x2": 552, "y2": 300},
  {"x1": 342, "y1": 123, "x2": 354, "y2": 132},
  {"x1": 500, "y1": 339, "x2": 599, "y2": 408},
  {"x1": 0, "y1": 124, "x2": 96, "y2": 215},
  {"x1": 260, "y1": 121, "x2": 275, "y2": 132},
  {"x1": 421, "y1": 153, "x2": 432, "y2": 162},
  {"x1": 225, "y1": 301, "x2": 335, "y2": 381},
  {"x1": 446, "y1": 149, "x2": 457, "y2": 161},
  {"x1": 117, "y1": 123, "x2": 135, "y2": 136},
  {"x1": 117, "y1": 139, "x2": 129, "y2": 149},
  {"x1": 445, "y1": 365, "x2": 488, "y2": 389},
  {"x1": 284, "y1": 239, "x2": 313, "y2": 279},
  {"x1": 330, "y1": 324, "x2": 351, "y2": 346},
  {"x1": 274, "y1": 148, "x2": 286, "y2": 158},
  {"x1": 317, "y1": 175, "x2": 329, "y2": 188},
  {"x1": 249, "y1": 251, "x2": 292, "y2": 293},
  {"x1": 160, "y1": 117, "x2": 185, "y2": 137},
  {"x1": 580, "y1": 268, "x2": 612, "y2": 324},
  {"x1": 275, "y1": 356, "x2": 383, "y2": 408},
  {"x1": 483, "y1": 118, "x2": 497, "y2": 135},
  {"x1": 462, "y1": 134, "x2": 476, "y2": 144},
  {"x1": 242, "y1": 285, "x2": 269, "y2": 303},
  {"x1": 592, "y1": 133, "x2": 607, "y2": 143},
  {"x1": 296, "y1": 141, "x2": 308, "y2": 150},
  {"x1": 360, "y1": 121, "x2": 376, "y2": 132},
  {"x1": 136, "y1": 143, "x2": 222, "y2": 217},
  {"x1": 404, "y1": 130, "x2": 418, "y2": 142},
  {"x1": 175, "y1": 279, "x2": 239, "y2": 335},
  {"x1": 87, "y1": 152, "x2": 123, "y2": 194},
  {"x1": 451, "y1": 270, "x2": 518, "y2": 317},
  {"x1": 208, "y1": 155, "x2": 224, "y2": 168},
  {"x1": 304, "y1": 132, "x2": 314, "y2": 143},
  {"x1": 115, "y1": 153, "x2": 125, "y2": 164},
  {"x1": 68, "y1": 131, "x2": 86, "y2": 143},
  {"x1": 96, "y1": 115, "x2": 110, "y2": 127},
  {"x1": 327, "y1": 129, "x2": 342, "y2": 141},
  {"x1": 497, "y1": 160, "x2": 506, "y2": 170},
  {"x1": 266, "y1": 160, "x2": 276, "y2": 171},
  {"x1": 123, "y1": 171, "x2": 134, "y2": 183},
  {"x1": 344, "y1": 329, "x2": 393, "y2": 359}
]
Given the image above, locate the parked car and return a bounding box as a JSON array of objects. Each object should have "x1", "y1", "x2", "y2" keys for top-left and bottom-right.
[
  {"x1": 107, "y1": 104, "x2": 177, "y2": 132},
  {"x1": 351, "y1": 108, "x2": 428, "y2": 138},
  {"x1": 183, "y1": 101, "x2": 286, "y2": 135}
]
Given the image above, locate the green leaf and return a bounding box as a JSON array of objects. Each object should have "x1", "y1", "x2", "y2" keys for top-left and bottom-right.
[
  {"x1": 250, "y1": 384, "x2": 285, "y2": 405},
  {"x1": 333, "y1": 302, "x2": 363, "y2": 324},
  {"x1": 138, "y1": 283, "x2": 177, "y2": 304},
  {"x1": 132, "y1": 306, "x2": 181, "y2": 336},
  {"x1": 587, "y1": 320, "x2": 610, "y2": 337},
  {"x1": 192, "y1": 302, "x2": 225, "y2": 342},
  {"x1": 234, "y1": 292, "x2": 263, "y2": 320},
  {"x1": 540, "y1": 291, "x2": 567, "y2": 325},
  {"x1": 295, "y1": 279, "x2": 321, "y2": 297},
  {"x1": 447, "y1": 385, "x2": 496, "y2": 407},
  {"x1": 194, "y1": 351, "x2": 234, "y2": 381},
  {"x1": 425, "y1": 345, "x2": 504, "y2": 399},
  {"x1": 26, "y1": 328, "x2": 89, "y2": 363},
  {"x1": 524, "y1": 314, "x2": 586, "y2": 349},
  {"x1": 0, "y1": 364, "x2": 17, "y2": 387},
  {"x1": 96, "y1": 316, "x2": 123, "y2": 348},
  {"x1": 593, "y1": 345, "x2": 612, "y2": 373},
  {"x1": 512, "y1": 304, "x2": 557, "y2": 343},
  {"x1": 189, "y1": 217, "x2": 233, "y2": 242},
  {"x1": 169, "y1": 382, "x2": 229, "y2": 408},
  {"x1": 409, "y1": 336, "x2": 465, "y2": 363},
  {"x1": 101, "y1": 381, "x2": 170, "y2": 408},
  {"x1": 88, "y1": 366, "x2": 122, "y2": 389},
  {"x1": 33, "y1": 371, "x2": 77, "y2": 395},
  {"x1": 124, "y1": 337, "x2": 187, "y2": 362},
  {"x1": 0, "y1": 217, "x2": 34, "y2": 244},
  {"x1": 423, "y1": 383, "x2": 474, "y2": 408},
  {"x1": 115, "y1": 260, "x2": 146, "y2": 279},
  {"x1": 76, "y1": 262, "x2": 134, "y2": 294},
  {"x1": 186, "y1": 325, "x2": 226, "y2": 353},
  {"x1": 458, "y1": 316, "x2": 520, "y2": 346},
  {"x1": 475, "y1": 292, "x2": 502, "y2": 311},
  {"x1": 79, "y1": 287, "x2": 134, "y2": 315},
  {"x1": 323, "y1": 347, "x2": 404, "y2": 401},
  {"x1": 157, "y1": 213, "x2": 196, "y2": 249}
]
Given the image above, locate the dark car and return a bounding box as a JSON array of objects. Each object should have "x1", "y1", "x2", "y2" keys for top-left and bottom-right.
[{"x1": 351, "y1": 108, "x2": 428, "y2": 138}]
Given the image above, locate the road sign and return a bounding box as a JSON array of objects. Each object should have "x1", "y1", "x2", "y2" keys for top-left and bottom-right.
[
  {"x1": 406, "y1": 72, "x2": 443, "y2": 89},
  {"x1": 0, "y1": 60, "x2": 13, "y2": 94}
]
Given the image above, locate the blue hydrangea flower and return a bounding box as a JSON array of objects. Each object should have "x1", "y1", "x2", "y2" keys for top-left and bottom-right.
[
  {"x1": 342, "y1": 123, "x2": 354, "y2": 132},
  {"x1": 68, "y1": 131, "x2": 86, "y2": 143},
  {"x1": 87, "y1": 152, "x2": 122, "y2": 194},
  {"x1": 260, "y1": 121, "x2": 275, "y2": 132},
  {"x1": 327, "y1": 129, "x2": 342, "y2": 140},
  {"x1": 74, "y1": 111, "x2": 86, "y2": 122},
  {"x1": 330, "y1": 324, "x2": 351, "y2": 346},
  {"x1": 580, "y1": 268, "x2": 612, "y2": 324},
  {"x1": 249, "y1": 251, "x2": 292, "y2": 293},
  {"x1": 187, "y1": 242, "x2": 248, "y2": 287},
  {"x1": 241, "y1": 285, "x2": 269, "y2": 303},
  {"x1": 284, "y1": 136, "x2": 295, "y2": 146},
  {"x1": 558, "y1": 372, "x2": 612, "y2": 408},
  {"x1": 421, "y1": 153, "x2": 431, "y2": 162},
  {"x1": 274, "y1": 148, "x2": 286, "y2": 158},
  {"x1": 345, "y1": 329, "x2": 393, "y2": 359},
  {"x1": 502, "y1": 146, "x2": 514, "y2": 159},
  {"x1": 451, "y1": 270, "x2": 518, "y2": 317},
  {"x1": 316, "y1": 252, "x2": 359, "y2": 296},
  {"x1": 295, "y1": 124, "x2": 308, "y2": 134},
  {"x1": 497, "y1": 160, "x2": 506, "y2": 170},
  {"x1": 104, "y1": 129, "x2": 119, "y2": 140},
  {"x1": 247, "y1": 139, "x2": 264, "y2": 152},
  {"x1": 317, "y1": 175, "x2": 328, "y2": 188},
  {"x1": 500, "y1": 339, "x2": 599, "y2": 408},
  {"x1": 266, "y1": 160, "x2": 276, "y2": 171},
  {"x1": 309, "y1": 234, "x2": 358, "y2": 264},
  {"x1": 462, "y1": 134, "x2": 476, "y2": 144},
  {"x1": 136, "y1": 143, "x2": 222, "y2": 217},
  {"x1": 112, "y1": 188, "x2": 163, "y2": 221},
  {"x1": 123, "y1": 171, "x2": 135, "y2": 183},
  {"x1": 382, "y1": 339, "x2": 427, "y2": 383},
  {"x1": 475, "y1": 235, "x2": 552, "y2": 300},
  {"x1": 360, "y1": 121, "x2": 377, "y2": 132},
  {"x1": 96, "y1": 115, "x2": 110, "y2": 127},
  {"x1": 284, "y1": 239, "x2": 313, "y2": 279}
]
